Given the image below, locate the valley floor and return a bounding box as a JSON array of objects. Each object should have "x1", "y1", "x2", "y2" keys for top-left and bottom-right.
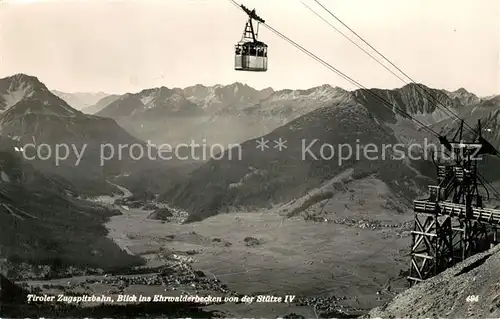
[
  {"x1": 104, "y1": 193, "x2": 410, "y2": 316},
  {"x1": 19, "y1": 182, "x2": 412, "y2": 318}
]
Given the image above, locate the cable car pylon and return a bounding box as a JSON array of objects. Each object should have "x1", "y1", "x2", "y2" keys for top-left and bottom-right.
[{"x1": 234, "y1": 5, "x2": 268, "y2": 72}]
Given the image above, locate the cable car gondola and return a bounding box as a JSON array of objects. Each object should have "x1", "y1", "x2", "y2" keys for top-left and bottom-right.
[{"x1": 234, "y1": 5, "x2": 267, "y2": 72}]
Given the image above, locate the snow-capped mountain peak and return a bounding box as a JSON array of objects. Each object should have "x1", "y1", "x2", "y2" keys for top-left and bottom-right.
[
  {"x1": 445, "y1": 87, "x2": 481, "y2": 106},
  {"x1": 0, "y1": 74, "x2": 40, "y2": 112},
  {"x1": 264, "y1": 84, "x2": 348, "y2": 102},
  {"x1": 0, "y1": 73, "x2": 78, "y2": 117},
  {"x1": 179, "y1": 82, "x2": 271, "y2": 109}
]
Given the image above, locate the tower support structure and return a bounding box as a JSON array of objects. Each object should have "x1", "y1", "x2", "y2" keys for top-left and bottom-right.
[{"x1": 408, "y1": 120, "x2": 500, "y2": 285}]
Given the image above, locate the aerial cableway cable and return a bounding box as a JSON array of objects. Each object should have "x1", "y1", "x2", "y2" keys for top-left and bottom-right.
[
  {"x1": 301, "y1": 0, "x2": 465, "y2": 134},
  {"x1": 308, "y1": 0, "x2": 481, "y2": 137},
  {"x1": 306, "y1": 0, "x2": 500, "y2": 198},
  {"x1": 227, "y1": 0, "x2": 440, "y2": 138},
  {"x1": 262, "y1": 23, "x2": 439, "y2": 137},
  {"x1": 479, "y1": 173, "x2": 500, "y2": 200},
  {"x1": 301, "y1": 2, "x2": 471, "y2": 151},
  {"x1": 300, "y1": 1, "x2": 407, "y2": 84},
  {"x1": 479, "y1": 112, "x2": 499, "y2": 136}
]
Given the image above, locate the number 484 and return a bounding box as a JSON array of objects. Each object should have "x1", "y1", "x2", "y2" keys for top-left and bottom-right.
[{"x1": 466, "y1": 295, "x2": 479, "y2": 302}]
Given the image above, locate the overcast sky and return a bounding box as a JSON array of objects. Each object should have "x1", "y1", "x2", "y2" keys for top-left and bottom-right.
[{"x1": 0, "y1": 0, "x2": 499, "y2": 95}]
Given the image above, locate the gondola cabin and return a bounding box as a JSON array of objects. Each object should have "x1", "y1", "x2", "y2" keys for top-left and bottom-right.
[
  {"x1": 234, "y1": 41, "x2": 268, "y2": 72},
  {"x1": 234, "y1": 5, "x2": 267, "y2": 72}
]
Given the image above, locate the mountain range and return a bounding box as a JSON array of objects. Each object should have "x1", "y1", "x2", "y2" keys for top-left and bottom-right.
[
  {"x1": 71, "y1": 82, "x2": 489, "y2": 149},
  {"x1": 37, "y1": 76, "x2": 500, "y2": 222},
  {"x1": 2, "y1": 73, "x2": 500, "y2": 281}
]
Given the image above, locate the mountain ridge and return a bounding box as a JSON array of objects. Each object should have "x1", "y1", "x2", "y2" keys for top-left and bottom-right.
[
  {"x1": 51, "y1": 79, "x2": 490, "y2": 116},
  {"x1": 51, "y1": 90, "x2": 112, "y2": 111},
  {"x1": 81, "y1": 94, "x2": 121, "y2": 114},
  {"x1": 89, "y1": 81, "x2": 483, "y2": 148}
]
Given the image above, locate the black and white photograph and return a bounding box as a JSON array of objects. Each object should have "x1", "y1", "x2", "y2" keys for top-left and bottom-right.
[{"x1": 0, "y1": 0, "x2": 499, "y2": 318}]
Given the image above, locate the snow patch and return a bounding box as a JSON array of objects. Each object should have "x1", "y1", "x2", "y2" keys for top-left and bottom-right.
[
  {"x1": 267, "y1": 85, "x2": 347, "y2": 103},
  {"x1": 140, "y1": 94, "x2": 155, "y2": 108},
  {"x1": 186, "y1": 88, "x2": 221, "y2": 108},
  {"x1": 1, "y1": 82, "x2": 35, "y2": 112},
  {"x1": 229, "y1": 167, "x2": 266, "y2": 188}
]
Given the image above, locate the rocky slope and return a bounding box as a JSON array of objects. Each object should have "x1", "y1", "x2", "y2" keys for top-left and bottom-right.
[
  {"x1": 0, "y1": 143, "x2": 142, "y2": 279},
  {"x1": 353, "y1": 83, "x2": 464, "y2": 125},
  {"x1": 365, "y1": 244, "x2": 500, "y2": 318},
  {"x1": 444, "y1": 87, "x2": 482, "y2": 107},
  {"x1": 433, "y1": 95, "x2": 500, "y2": 142}
]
